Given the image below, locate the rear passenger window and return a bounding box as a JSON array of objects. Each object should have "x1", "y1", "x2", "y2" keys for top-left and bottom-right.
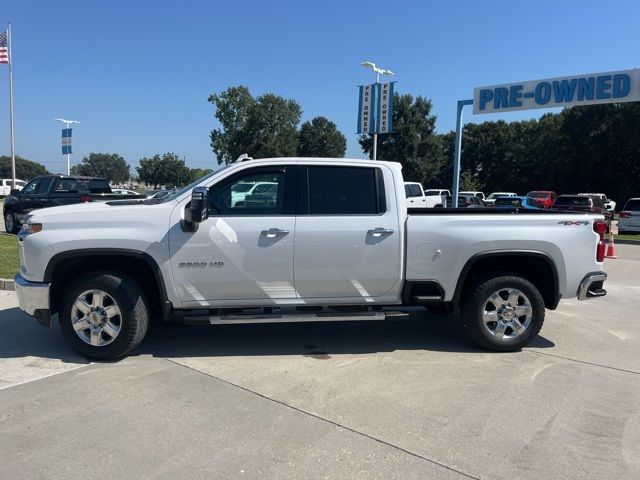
[{"x1": 307, "y1": 166, "x2": 383, "y2": 215}]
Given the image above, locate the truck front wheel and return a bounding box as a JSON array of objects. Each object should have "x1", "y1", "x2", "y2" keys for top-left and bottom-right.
[
  {"x1": 59, "y1": 272, "x2": 150, "y2": 360},
  {"x1": 461, "y1": 272, "x2": 545, "y2": 352}
]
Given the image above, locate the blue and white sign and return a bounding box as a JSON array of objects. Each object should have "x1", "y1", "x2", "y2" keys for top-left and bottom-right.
[
  {"x1": 357, "y1": 84, "x2": 374, "y2": 134},
  {"x1": 357, "y1": 82, "x2": 395, "y2": 134},
  {"x1": 473, "y1": 69, "x2": 640, "y2": 115},
  {"x1": 61, "y1": 128, "x2": 72, "y2": 154}
]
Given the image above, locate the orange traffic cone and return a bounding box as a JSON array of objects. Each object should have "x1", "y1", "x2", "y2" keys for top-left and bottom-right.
[{"x1": 605, "y1": 232, "x2": 617, "y2": 259}]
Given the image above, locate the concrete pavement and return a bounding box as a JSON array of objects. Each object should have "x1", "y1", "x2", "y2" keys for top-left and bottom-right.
[{"x1": 1, "y1": 245, "x2": 639, "y2": 479}]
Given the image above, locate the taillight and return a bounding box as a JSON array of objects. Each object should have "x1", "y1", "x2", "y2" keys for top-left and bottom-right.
[
  {"x1": 80, "y1": 194, "x2": 91, "y2": 203},
  {"x1": 619, "y1": 211, "x2": 632, "y2": 219},
  {"x1": 593, "y1": 220, "x2": 607, "y2": 262}
]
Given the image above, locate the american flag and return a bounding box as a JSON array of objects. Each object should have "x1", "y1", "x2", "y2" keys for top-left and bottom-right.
[{"x1": 0, "y1": 31, "x2": 8, "y2": 64}]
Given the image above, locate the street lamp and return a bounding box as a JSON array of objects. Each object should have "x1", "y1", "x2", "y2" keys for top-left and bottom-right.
[
  {"x1": 361, "y1": 61, "x2": 394, "y2": 160},
  {"x1": 55, "y1": 118, "x2": 80, "y2": 175}
]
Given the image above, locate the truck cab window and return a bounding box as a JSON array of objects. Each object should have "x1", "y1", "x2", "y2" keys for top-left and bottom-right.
[
  {"x1": 21, "y1": 179, "x2": 41, "y2": 195},
  {"x1": 307, "y1": 166, "x2": 381, "y2": 215},
  {"x1": 208, "y1": 171, "x2": 285, "y2": 215}
]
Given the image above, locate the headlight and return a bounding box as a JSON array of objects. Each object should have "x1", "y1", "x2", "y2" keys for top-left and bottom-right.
[{"x1": 21, "y1": 222, "x2": 43, "y2": 235}]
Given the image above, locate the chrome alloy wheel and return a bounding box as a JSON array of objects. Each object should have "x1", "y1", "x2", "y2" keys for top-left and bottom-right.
[
  {"x1": 481, "y1": 288, "x2": 533, "y2": 340},
  {"x1": 70, "y1": 290, "x2": 122, "y2": 347}
]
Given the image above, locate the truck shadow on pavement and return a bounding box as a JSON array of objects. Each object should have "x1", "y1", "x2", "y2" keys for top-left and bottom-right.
[
  {"x1": 0, "y1": 306, "x2": 555, "y2": 362},
  {"x1": 140, "y1": 308, "x2": 556, "y2": 359}
]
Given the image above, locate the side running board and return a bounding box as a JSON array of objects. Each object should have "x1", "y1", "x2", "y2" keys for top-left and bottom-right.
[{"x1": 184, "y1": 310, "x2": 409, "y2": 325}]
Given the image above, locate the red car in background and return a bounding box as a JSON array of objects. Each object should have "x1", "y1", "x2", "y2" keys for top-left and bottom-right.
[{"x1": 526, "y1": 190, "x2": 557, "y2": 209}]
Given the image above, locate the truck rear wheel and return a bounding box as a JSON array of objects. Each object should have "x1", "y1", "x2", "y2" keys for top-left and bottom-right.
[
  {"x1": 59, "y1": 272, "x2": 149, "y2": 360},
  {"x1": 461, "y1": 272, "x2": 545, "y2": 352}
]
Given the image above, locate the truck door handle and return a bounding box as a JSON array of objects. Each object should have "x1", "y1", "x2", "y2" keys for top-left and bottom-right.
[
  {"x1": 367, "y1": 228, "x2": 394, "y2": 237},
  {"x1": 261, "y1": 228, "x2": 289, "y2": 238}
]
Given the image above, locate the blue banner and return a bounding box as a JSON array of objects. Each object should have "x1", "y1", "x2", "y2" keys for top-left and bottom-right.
[
  {"x1": 357, "y1": 82, "x2": 395, "y2": 134},
  {"x1": 61, "y1": 128, "x2": 72, "y2": 154}
]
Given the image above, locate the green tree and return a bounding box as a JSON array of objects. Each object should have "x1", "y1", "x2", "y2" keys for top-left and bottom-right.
[
  {"x1": 136, "y1": 153, "x2": 191, "y2": 188},
  {"x1": 459, "y1": 170, "x2": 484, "y2": 191},
  {"x1": 0, "y1": 156, "x2": 48, "y2": 180},
  {"x1": 209, "y1": 86, "x2": 302, "y2": 164},
  {"x1": 188, "y1": 168, "x2": 213, "y2": 183},
  {"x1": 70, "y1": 153, "x2": 130, "y2": 184},
  {"x1": 359, "y1": 93, "x2": 445, "y2": 187},
  {"x1": 298, "y1": 116, "x2": 346, "y2": 157}
]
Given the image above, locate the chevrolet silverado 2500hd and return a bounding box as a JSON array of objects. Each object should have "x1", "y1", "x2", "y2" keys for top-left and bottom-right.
[{"x1": 14, "y1": 158, "x2": 608, "y2": 359}]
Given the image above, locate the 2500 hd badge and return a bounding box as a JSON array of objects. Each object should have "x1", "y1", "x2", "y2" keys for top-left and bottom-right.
[{"x1": 178, "y1": 261, "x2": 224, "y2": 268}]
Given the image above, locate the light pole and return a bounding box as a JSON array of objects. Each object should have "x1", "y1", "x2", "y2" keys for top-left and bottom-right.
[
  {"x1": 361, "y1": 61, "x2": 394, "y2": 160},
  {"x1": 55, "y1": 118, "x2": 80, "y2": 175}
]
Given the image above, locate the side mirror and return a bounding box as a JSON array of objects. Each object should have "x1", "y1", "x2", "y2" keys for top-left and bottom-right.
[
  {"x1": 10, "y1": 189, "x2": 21, "y2": 196},
  {"x1": 184, "y1": 187, "x2": 209, "y2": 224}
]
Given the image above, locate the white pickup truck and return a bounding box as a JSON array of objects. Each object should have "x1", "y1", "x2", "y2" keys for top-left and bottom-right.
[
  {"x1": 14, "y1": 157, "x2": 608, "y2": 359},
  {"x1": 404, "y1": 183, "x2": 448, "y2": 208}
]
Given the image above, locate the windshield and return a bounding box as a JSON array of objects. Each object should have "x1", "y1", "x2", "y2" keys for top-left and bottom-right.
[
  {"x1": 488, "y1": 193, "x2": 511, "y2": 200},
  {"x1": 155, "y1": 166, "x2": 227, "y2": 203},
  {"x1": 624, "y1": 200, "x2": 640, "y2": 211}
]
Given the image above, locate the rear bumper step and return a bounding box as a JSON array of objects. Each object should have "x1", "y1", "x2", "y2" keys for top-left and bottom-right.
[
  {"x1": 184, "y1": 310, "x2": 409, "y2": 325},
  {"x1": 577, "y1": 271, "x2": 608, "y2": 301}
]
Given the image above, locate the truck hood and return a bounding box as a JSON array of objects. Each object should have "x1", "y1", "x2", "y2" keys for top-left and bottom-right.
[{"x1": 28, "y1": 199, "x2": 175, "y2": 227}]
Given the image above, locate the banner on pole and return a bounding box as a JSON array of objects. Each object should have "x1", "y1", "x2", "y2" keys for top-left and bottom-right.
[
  {"x1": 357, "y1": 82, "x2": 395, "y2": 134},
  {"x1": 62, "y1": 128, "x2": 72, "y2": 154}
]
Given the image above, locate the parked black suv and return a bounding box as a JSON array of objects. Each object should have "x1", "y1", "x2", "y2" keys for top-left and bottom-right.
[{"x1": 3, "y1": 175, "x2": 141, "y2": 233}]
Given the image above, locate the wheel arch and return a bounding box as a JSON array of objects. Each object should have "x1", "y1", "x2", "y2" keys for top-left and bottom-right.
[
  {"x1": 45, "y1": 249, "x2": 171, "y2": 321},
  {"x1": 452, "y1": 251, "x2": 560, "y2": 311}
]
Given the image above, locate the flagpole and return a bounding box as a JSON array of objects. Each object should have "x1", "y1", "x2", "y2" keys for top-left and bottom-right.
[{"x1": 7, "y1": 22, "x2": 16, "y2": 187}]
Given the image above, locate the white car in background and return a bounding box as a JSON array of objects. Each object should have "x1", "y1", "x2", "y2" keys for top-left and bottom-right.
[
  {"x1": 578, "y1": 193, "x2": 616, "y2": 212},
  {"x1": 111, "y1": 188, "x2": 140, "y2": 196},
  {"x1": 460, "y1": 191, "x2": 485, "y2": 200},
  {"x1": 423, "y1": 188, "x2": 450, "y2": 208},
  {"x1": 618, "y1": 198, "x2": 640, "y2": 234},
  {"x1": 0, "y1": 178, "x2": 26, "y2": 197},
  {"x1": 231, "y1": 181, "x2": 277, "y2": 207},
  {"x1": 484, "y1": 192, "x2": 517, "y2": 205}
]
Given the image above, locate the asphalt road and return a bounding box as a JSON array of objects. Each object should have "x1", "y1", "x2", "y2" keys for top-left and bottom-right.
[{"x1": 1, "y1": 246, "x2": 639, "y2": 479}]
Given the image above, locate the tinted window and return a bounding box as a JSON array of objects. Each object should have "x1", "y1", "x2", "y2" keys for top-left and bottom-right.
[
  {"x1": 623, "y1": 200, "x2": 640, "y2": 211},
  {"x1": 22, "y1": 179, "x2": 40, "y2": 195},
  {"x1": 308, "y1": 166, "x2": 379, "y2": 215},
  {"x1": 554, "y1": 196, "x2": 591, "y2": 206},
  {"x1": 37, "y1": 177, "x2": 54, "y2": 194},
  {"x1": 209, "y1": 171, "x2": 284, "y2": 216},
  {"x1": 53, "y1": 178, "x2": 111, "y2": 193},
  {"x1": 405, "y1": 184, "x2": 422, "y2": 198}
]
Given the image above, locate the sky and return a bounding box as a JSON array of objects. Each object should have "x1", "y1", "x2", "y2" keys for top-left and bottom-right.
[{"x1": 1, "y1": 0, "x2": 639, "y2": 174}]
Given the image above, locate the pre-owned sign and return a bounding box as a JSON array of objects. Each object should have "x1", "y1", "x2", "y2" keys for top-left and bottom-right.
[{"x1": 473, "y1": 69, "x2": 640, "y2": 114}]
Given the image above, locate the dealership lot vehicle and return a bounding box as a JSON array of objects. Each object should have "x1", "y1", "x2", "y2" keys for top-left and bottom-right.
[
  {"x1": 552, "y1": 194, "x2": 613, "y2": 230},
  {"x1": 404, "y1": 182, "x2": 447, "y2": 208},
  {"x1": 578, "y1": 192, "x2": 616, "y2": 212},
  {"x1": 527, "y1": 190, "x2": 557, "y2": 209},
  {"x1": 446, "y1": 193, "x2": 485, "y2": 207},
  {"x1": 618, "y1": 197, "x2": 640, "y2": 233},
  {"x1": 484, "y1": 191, "x2": 517, "y2": 205},
  {"x1": 0, "y1": 178, "x2": 26, "y2": 197},
  {"x1": 3, "y1": 175, "x2": 141, "y2": 234},
  {"x1": 493, "y1": 195, "x2": 541, "y2": 209},
  {"x1": 14, "y1": 157, "x2": 608, "y2": 360},
  {"x1": 111, "y1": 188, "x2": 141, "y2": 196},
  {"x1": 459, "y1": 190, "x2": 485, "y2": 200}
]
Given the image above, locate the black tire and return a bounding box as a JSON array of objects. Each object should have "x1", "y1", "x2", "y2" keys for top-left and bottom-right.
[
  {"x1": 59, "y1": 271, "x2": 149, "y2": 360},
  {"x1": 4, "y1": 210, "x2": 19, "y2": 234},
  {"x1": 461, "y1": 272, "x2": 545, "y2": 352}
]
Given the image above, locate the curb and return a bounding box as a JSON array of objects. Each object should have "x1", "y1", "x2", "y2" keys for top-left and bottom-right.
[{"x1": 0, "y1": 278, "x2": 15, "y2": 291}]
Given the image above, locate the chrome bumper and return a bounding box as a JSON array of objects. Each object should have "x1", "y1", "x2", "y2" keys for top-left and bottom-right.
[
  {"x1": 577, "y1": 272, "x2": 607, "y2": 301},
  {"x1": 14, "y1": 273, "x2": 51, "y2": 323}
]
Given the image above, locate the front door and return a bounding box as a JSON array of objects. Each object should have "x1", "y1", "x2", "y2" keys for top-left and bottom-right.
[
  {"x1": 293, "y1": 164, "x2": 402, "y2": 300},
  {"x1": 169, "y1": 165, "x2": 297, "y2": 305}
]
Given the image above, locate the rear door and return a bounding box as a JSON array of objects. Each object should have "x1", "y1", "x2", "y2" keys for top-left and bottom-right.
[{"x1": 293, "y1": 164, "x2": 401, "y2": 299}]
